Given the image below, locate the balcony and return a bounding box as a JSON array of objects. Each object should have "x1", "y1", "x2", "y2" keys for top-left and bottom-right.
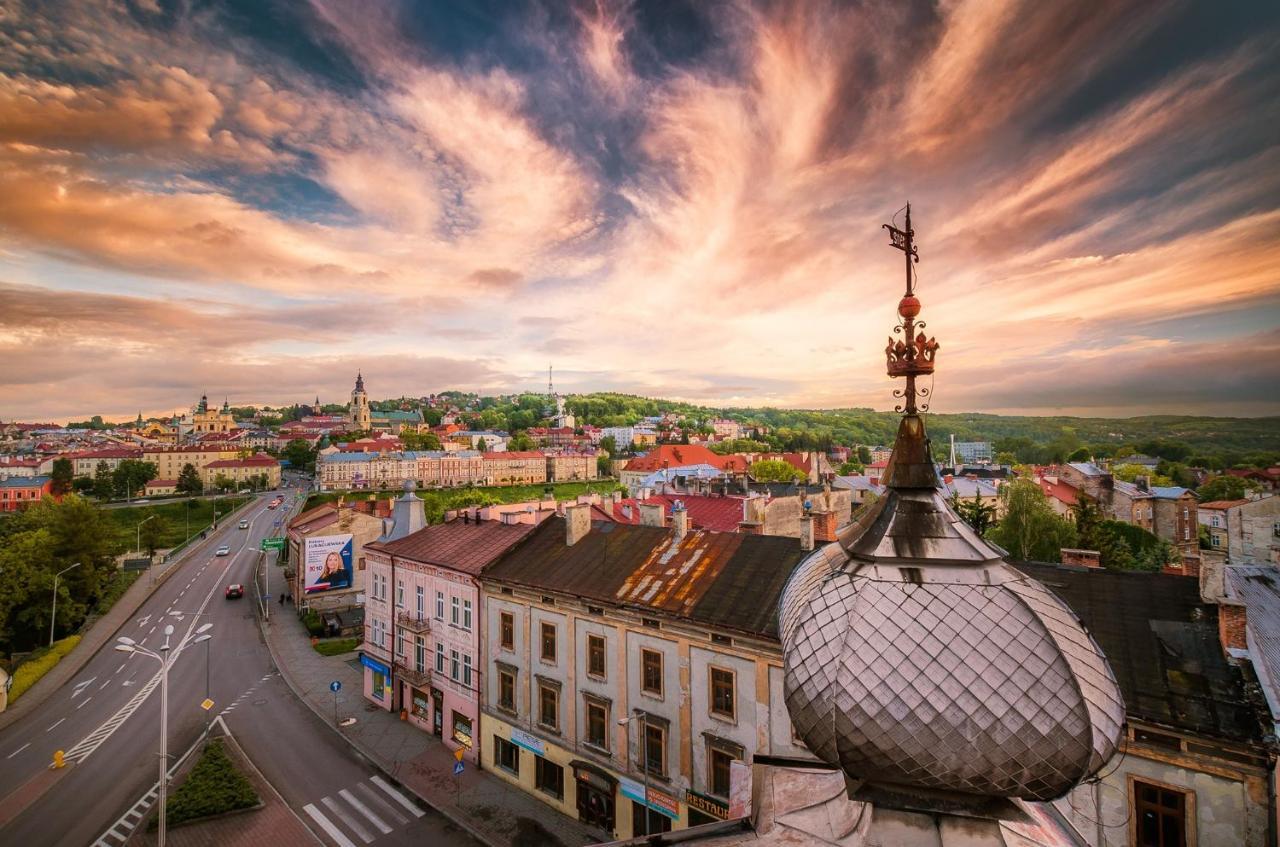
[
  {"x1": 396, "y1": 663, "x2": 431, "y2": 688},
  {"x1": 398, "y1": 612, "x2": 432, "y2": 634}
]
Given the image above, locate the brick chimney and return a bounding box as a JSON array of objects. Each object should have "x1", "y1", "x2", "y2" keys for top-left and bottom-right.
[
  {"x1": 812, "y1": 510, "x2": 838, "y2": 544},
  {"x1": 639, "y1": 502, "x2": 665, "y2": 528},
  {"x1": 672, "y1": 501, "x2": 689, "y2": 540},
  {"x1": 565, "y1": 503, "x2": 591, "y2": 546},
  {"x1": 1218, "y1": 603, "x2": 1247, "y2": 654},
  {"x1": 1060, "y1": 548, "x2": 1103, "y2": 569}
]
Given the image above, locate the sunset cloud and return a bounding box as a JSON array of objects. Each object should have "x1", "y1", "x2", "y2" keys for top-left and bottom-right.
[{"x1": 0, "y1": 0, "x2": 1276, "y2": 421}]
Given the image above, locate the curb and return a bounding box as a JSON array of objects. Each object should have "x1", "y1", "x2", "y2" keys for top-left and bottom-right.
[
  {"x1": 0, "y1": 497, "x2": 256, "y2": 734},
  {"x1": 259, "y1": 614, "x2": 501, "y2": 847}
]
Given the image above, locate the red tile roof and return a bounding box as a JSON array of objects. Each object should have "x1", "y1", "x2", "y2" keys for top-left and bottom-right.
[
  {"x1": 1036, "y1": 476, "x2": 1080, "y2": 507},
  {"x1": 1198, "y1": 499, "x2": 1251, "y2": 510},
  {"x1": 204, "y1": 453, "x2": 279, "y2": 469},
  {"x1": 367, "y1": 520, "x2": 536, "y2": 575},
  {"x1": 624, "y1": 445, "x2": 744, "y2": 473},
  {"x1": 593, "y1": 494, "x2": 748, "y2": 533}
]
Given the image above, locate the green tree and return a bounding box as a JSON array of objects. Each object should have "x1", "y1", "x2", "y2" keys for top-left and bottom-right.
[
  {"x1": 1111, "y1": 463, "x2": 1173, "y2": 487},
  {"x1": 749, "y1": 459, "x2": 805, "y2": 483},
  {"x1": 599, "y1": 435, "x2": 618, "y2": 457},
  {"x1": 1066, "y1": 448, "x2": 1091, "y2": 463},
  {"x1": 176, "y1": 463, "x2": 203, "y2": 495},
  {"x1": 212, "y1": 473, "x2": 235, "y2": 493},
  {"x1": 112, "y1": 459, "x2": 158, "y2": 500},
  {"x1": 71, "y1": 477, "x2": 95, "y2": 495},
  {"x1": 92, "y1": 461, "x2": 115, "y2": 501},
  {"x1": 987, "y1": 480, "x2": 1077, "y2": 562},
  {"x1": 282, "y1": 439, "x2": 317, "y2": 472},
  {"x1": 950, "y1": 491, "x2": 997, "y2": 536},
  {"x1": 1070, "y1": 498, "x2": 1135, "y2": 570},
  {"x1": 1196, "y1": 474, "x2": 1257, "y2": 502},
  {"x1": 50, "y1": 457, "x2": 74, "y2": 496},
  {"x1": 401, "y1": 431, "x2": 442, "y2": 451},
  {"x1": 138, "y1": 512, "x2": 171, "y2": 556},
  {"x1": 508, "y1": 431, "x2": 535, "y2": 451},
  {"x1": 837, "y1": 461, "x2": 865, "y2": 475},
  {"x1": 856, "y1": 446, "x2": 873, "y2": 464}
]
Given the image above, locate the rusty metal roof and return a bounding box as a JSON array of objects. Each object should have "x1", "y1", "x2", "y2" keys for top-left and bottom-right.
[{"x1": 484, "y1": 517, "x2": 807, "y2": 639}]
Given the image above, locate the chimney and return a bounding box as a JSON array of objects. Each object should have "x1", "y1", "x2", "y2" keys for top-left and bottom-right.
[
  {"x1": 1060, "y1": 548, "x2": 1102, "y2": 569},
  {"x1": 1218, "y1": 603, "x2": 1247, "y2": 655},
  {"x1": 1199, "y1": 549, "x2": 1228, "y2": 603},
  {"x1": 672, "y1": 501, "x2": 689, "y2": 540},
  {"x1": 620, "y1": 503, "x2": 632, "y2": 521},
  {"x1": 639, "y1": 502, "x2": 665, "y2": 528},
  {"x1": 1136, "y1": 475, "x2": 1150, "y2": 493},
  {"x1": 799, "y1": 515, "x2": 814, "y2": 551},
  {"x1": 565, "y1": 502, "x2": 591, "y2": 546},
  {"x1": 812, "y1": 510, "x2": 838, "y2": 544},
  {"x1": 612, "y1": 490, "x2": 622, "y2": 504}
]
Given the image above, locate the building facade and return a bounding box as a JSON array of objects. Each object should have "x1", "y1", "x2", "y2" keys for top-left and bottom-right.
[{"x1": 0, "y1": 475, "x2": 55, "y2": 512}]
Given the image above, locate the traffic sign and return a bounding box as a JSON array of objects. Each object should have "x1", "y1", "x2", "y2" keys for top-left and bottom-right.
[
  {"x1": 454, "y1": 747, "x2": 465, "y2": 762},
  {"x1": 330, "y1": 680, "x2": 341, "y2": 693},
  {"x1": 260, "y1": 537, "x2": 285, "y2": 551},
  {"x1": 453, "y1": 761, "x2": 464, "y2": 776},
  {"x1": 200, "y1": 698, "x2": 214, "y2": 711}
]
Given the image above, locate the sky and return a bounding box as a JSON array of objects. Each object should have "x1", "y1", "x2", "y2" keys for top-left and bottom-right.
[{"x1": 1, "y1": 0, "x2": 1278, "y2": 423}]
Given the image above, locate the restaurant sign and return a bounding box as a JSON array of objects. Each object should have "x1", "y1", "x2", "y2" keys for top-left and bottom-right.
[{"x1": 685, "y1": 789, "x2": 729, "y2": 821}]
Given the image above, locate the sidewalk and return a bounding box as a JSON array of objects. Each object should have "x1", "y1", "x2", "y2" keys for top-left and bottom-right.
[
  {"x1": 0, "y1": 498, "x2": 254, "y2": 734},
  {"x1": 260, "y1": 558, "x2": 600, "y2": 847}
]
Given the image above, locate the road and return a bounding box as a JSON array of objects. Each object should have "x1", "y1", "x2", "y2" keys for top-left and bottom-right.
[{"x1": 0, "y1": 490, "x2": 478, "y2": 847}]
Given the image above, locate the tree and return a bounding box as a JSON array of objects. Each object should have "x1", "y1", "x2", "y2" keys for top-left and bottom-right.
[
  {"x1": 112, "y1": 459, "x2": 158, "y2": 500},
  {"x1": 987, "y1": 480, "x2": 1077, "y2": 562},
  {"x1": 837, "y1": 461, "x2": 865, "y2": 475},
  {"x1": 282, "y1": 439, "x2": 317, "y2": 473},
  {"x1": 213, "y1": 473, "x2": 235, "y2": 493},
  {"x1": 1111, "y1": 463, "x2": 1173, "y2": 487},
  {"x1": 1196, "y1": 474, "x2": 1258, "y2": 503},
  {"x1": 951, "y1": 491, "x2": 996, "y2": 536},
  {"x1": 749, "y1": 459, "x2": 805, "y2": 483},
  {"x1": 71, "y1": 477, "x2": 95, "y2": 495},
  {"x1": 599, "y1": 436, "x2": 618, "y2": 457},
  {"x1": 49, "y1": 457, "x2": 74, "y2": 496},
  {"x1": 138, "y1": 512, "x2": 171, "y2": 556},
  {"x1": 597, "y1": 454, "x2": 613, "y2": 478},
  {"x1": 1066, "y1": 448, "x2": 1091, "y2": 463},
  {"x1": 475, "y1": 437, "x2": 488, "y2": 453},
  {"x1": 401, "y1": 430, "x2": 442, "y2": 451},
  {"x1": 176, "y1": 463, "x2": 204, "y2": 495},
  {"x1": 1070, "y1": 498, "x2": 1135, "y2": 570},
  {"x1": 856, "y1": 446, "x2": 873, "y2": 464},
  {"x1": 508, "y1": 431, "x2": 535, "y2": 451},
  {"x1": 92, "y1": 461, "x2": 115, "y2": 501}
]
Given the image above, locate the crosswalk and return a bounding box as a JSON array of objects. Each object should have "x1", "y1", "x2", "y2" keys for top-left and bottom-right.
[{"x1": 303, "y1": 775, "x2": 424, "y2": 847}]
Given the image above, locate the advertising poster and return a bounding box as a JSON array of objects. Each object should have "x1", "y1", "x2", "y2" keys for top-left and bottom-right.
[{"x1": 304, "y1": 534, "x2": 353, "y2": 593}]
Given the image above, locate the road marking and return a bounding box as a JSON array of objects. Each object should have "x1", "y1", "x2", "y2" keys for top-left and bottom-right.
[
  {"x1": 115, "y1": 663, "x2": 126, "y2": 674},
  {"x1": 340, "y1": 788, "x2": 391, "y2": 834},
  {"x1": 6, "y1": 742, "x2": 31, "y2": 759},
  {"x1": 148, "y1": 626, "x2": 156, "y2": 635},
  {"x1": 47, "y1": 718, "x2": 65, "y2": 732},
  {"x1": 369, "y1": 776, "x2": 424, "y2": 817},
  {"x1": 353, "y1": 781, "x2": 407, "y2": 825},
  {"x1": 72, "y1": 677, "x2": 97, "y2": 697},
  {"x1": 320, "y1": 795, "x2": 372, "y2": 842},
  {"x1": 76, "y1": 695, "x2": 93, "y2": 709},
  {"x1": 99, "y1": 679, "x2": 111, "y2": 690},
  {"x1": 304, "y1": 804, "x2": 357, "y2": 847}
]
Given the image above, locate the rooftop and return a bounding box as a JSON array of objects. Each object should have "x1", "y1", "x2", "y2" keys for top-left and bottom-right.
[
  {"x1": 1224, "y1": 566, "x2": 1280, "y2": 729},
  {"x1": 367, "y1": 519, "x2": 537, "y2": 575}
]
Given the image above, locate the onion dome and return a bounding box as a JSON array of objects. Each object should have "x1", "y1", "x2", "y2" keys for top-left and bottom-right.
[{"x1": 780, "y1": 205, "x2": 1123, "y2": 802}]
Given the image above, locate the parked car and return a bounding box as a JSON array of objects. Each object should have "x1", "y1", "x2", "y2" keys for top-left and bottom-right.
[
  {"x1": 216, "y1": 545, "x2": 231, "y2": 556},
  {"x1": 238, "y1": 519, "x2": 250, "y2": 530},
  {"x1": 225, "y1": 584, "x2": 244, "y2": 599}
]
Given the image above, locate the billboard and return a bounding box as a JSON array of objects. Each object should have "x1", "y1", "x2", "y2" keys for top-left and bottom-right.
[{"x1": 304, "y1": 534, "x2": 353, "y2": 593}]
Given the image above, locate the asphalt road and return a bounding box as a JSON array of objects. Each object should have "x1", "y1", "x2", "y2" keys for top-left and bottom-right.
[{"x1": 0, "y1": 490, "x2": 478, "y2": 847}]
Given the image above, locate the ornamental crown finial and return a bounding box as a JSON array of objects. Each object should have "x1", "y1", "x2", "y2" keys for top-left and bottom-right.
[{"x1": 882, "y1": 203, "x2": 939, "y2": 414}]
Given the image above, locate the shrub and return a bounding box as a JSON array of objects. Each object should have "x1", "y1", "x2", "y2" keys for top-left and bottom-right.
[
  {"x1": 9, "y1": 635, "x2": 82, "y2": 702},
  {"x1": 153, "y1": 740, "x2": 258, "y2": 829},
  {"x1": 302, "y1": 611, "x2": 324, "y2": 637},
  {"x1": 313, "y1": 637, "x2": 359, "y2": 656}
]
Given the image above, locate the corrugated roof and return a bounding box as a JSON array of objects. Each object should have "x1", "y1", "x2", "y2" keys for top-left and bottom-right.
[
  {"x1": 484, "y1": 517, "x2": 807, "y2": 639},
  {"x1": 368, "y1": 520, "x2": 536, "y2": 575},
  {"x1": 1226, "y1": 567, "x2": 1280, "y2": 727},
  {"x1": 1014, "y1": 562, "x2": 1265, "y2": 743}
]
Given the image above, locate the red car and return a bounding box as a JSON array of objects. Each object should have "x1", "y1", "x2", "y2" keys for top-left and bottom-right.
[{"x1": 225, "y1": 584, "x2": 244, "y2": 600}]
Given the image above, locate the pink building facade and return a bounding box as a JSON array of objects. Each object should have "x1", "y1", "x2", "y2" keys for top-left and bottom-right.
[{"x1": 360, "y1": 515, "x2": 536, "y2": 763}]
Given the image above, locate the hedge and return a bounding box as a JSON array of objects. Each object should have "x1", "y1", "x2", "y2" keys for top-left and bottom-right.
[
  {"x1": 9, "y1": 635, "x2": 82, "y2": 702},
  {"x1": 153, "y1": 739, "x2": 259, "y2": 829}
]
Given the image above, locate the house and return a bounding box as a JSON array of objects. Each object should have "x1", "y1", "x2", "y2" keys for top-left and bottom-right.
[
  {"x1": 145, "y1": 479, "x2": 178, "y2": 496},
  {"x1": 1035, "y1": 473, "x2": 1081, "y2": 518},
  {"x1": 286, "y1": 499, "x2": 390, "y2": 625},
  {"x1": 478, "y1": 505, "x2": 817, "y2": 840},
  {"x1": 65, "y1": 447, "x2": 143, "y2": 478},
  {"x1": 0, "y1": 475, "x2": 55, "y2": 512},
  {"x1": 1016, "y1": 562, "x2": 1275, "y2": 847},
  {"x1": 361, "y1": 489, "x2": 537, "y2": 762},
  {"x1": 1197, "y1": 495, "x2": 1280, "y2": 566},
  {"x1": 200, "y1": 454, "x2": 282, "y2": 489}
]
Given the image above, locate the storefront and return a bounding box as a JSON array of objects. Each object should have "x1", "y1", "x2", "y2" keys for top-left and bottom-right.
[
  {"x1": 620, "y1": 776, "x2": 679, "y2": 837},
  {"x1": 685, "y1": 789, "x2": 729, "y2": 828},
  {"x1": 360, "y1": 653, "x2": 392, "y2": 709},
  {"x1": 572, "y1": 761, "x2": 617, "y2": 833}
]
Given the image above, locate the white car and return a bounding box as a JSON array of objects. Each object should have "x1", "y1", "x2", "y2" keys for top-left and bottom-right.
[
  {"x1": 238, "y1": 519, "x2": 250, "y2": 530},
  {"x1": 216, "y1": 545, "x2": 231, "y2": 556}
]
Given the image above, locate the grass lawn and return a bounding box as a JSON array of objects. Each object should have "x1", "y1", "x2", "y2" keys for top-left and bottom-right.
[
  {"x1": 101, "y1": 496, "x2": 250, "y2": 554},
  {"x1": 313, "y1": 637, "x2": 360, "y2": 656},
  {"x1": 303, "y1": 480, "x2": 621, "y2": 523},
  {"x1": 152, "y1": 739, "x2": 259, "y2": 829}
]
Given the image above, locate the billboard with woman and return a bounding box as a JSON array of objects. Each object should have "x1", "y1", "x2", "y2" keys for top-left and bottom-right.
[{"x1": 304, "y1": 534, "x2": 353, "y2": 593}]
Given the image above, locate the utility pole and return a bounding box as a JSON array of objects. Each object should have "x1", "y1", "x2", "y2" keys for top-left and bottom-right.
[{"x1": 50, "y1": 562, "x2": 82, "y2": 647}]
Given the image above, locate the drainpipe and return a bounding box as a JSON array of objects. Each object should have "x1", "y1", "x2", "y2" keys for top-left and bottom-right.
[{"x1": 390, "y1": 553, "x2": 397, "y2": 712}]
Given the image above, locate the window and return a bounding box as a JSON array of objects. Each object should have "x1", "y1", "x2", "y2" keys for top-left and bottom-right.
[
  {"x1": 1211, "y1": 516, "x2": 1220, "y2": 527},
  {"x1": 535, "y1": 756, "x2": 564, "y2": 800},
  {"x1": 709, "y1": 747, "x2": 735, "y2": 797},
  {"x1": 395, "y1": 631, "x2": 406, "y2": 658},
  {"x1": 462, "y1": 599, "x2": 473, "y2": 631},
  {"x1": 463, "y1": 653, "x2": 473, "y2": 688},
  {"x1": 1134, "y1": 779, "x2": 1188, "y2": 847},
  {"x1": 538, "y1": 683, "x2": 559, "y2": 731},
  {"x1": 451, "y1": 596, "x2": 460, "y2": 626},
  {"x1": 585, "y1": 700, "x2": 609, "y2": 749},
  {"x1": 1212, "y1": 535, "x2": 1220, "y2": 547},
  {"x1": 587, "y1": 635, "x2": 606, "y2": 678},
  {"x1": 436, "y1": 643, "x2": 446, "y2": 674},
  {"x1": 641, "y1": 649, "x2": 663, "y2": 697},
  {"x1": 396, "y1": 579, "x2": 404, "y2": 608},
  {"x1": 643, "y1": 723, "x2": 666, "y2": 776},
  {"x1": 494, "y1": 736, "x2": 519, "y2": 775},
  {"x1": 435, "y1": 591, "x2": 445, "y2": 619},
  {"x1": 500, "y1": 612, "x2": 514, "y2": 650},
  {"x1": 450, "y1": 649, "x2": 460, "y2": 681},
  {"x1": 414, "y1": 636, "x2": 426, "y2": 673},
  {"x1": 632, "y1": 801, "x2": 672, "y2": 836},
  {"x1": 710, "y1": 667, "x2": 735, "y2": 719},
  {"x1": 415, "y1": 586, "x2": 424, "y2": 618},
  {"x1": 498, "y1": 669, "x2": 516, "y2": 712},
  {"x1": 540, "y1": 622, "x2": 556, "y2": 662},
  {"x1": 371, "y1": 618, "x2": 386, "y2": 647}
]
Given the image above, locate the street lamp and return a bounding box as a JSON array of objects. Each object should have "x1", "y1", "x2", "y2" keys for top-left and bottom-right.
[
  {"x1": 137, "y1": 513, "x2": 158, "y2": 555},
  {"x1": 619, "y1": 710, "x2": 654, "y2": 837},
  {"x1": 49, "y1": 562, "x2": 82, "y2": 647},
  {"x1": 115, "y1": 621, "x2": 213, "y2": 847}
]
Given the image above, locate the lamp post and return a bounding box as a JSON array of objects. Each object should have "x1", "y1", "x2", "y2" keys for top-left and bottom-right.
[
  {"x1": 49, "y1": 562, "x2": 82, "y2": 647},
  {"x1": 137, "y1": 513, "x2": 158, "y2": 555},
  {"x1": 115, "y1": 621, "x2": 213, "y2": 847},
  {"x1": 619, "y1": 710, "x2": 653, "y2": 837}
]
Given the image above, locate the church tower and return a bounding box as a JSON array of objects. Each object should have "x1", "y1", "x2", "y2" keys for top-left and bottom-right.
[{"x1": 349, "y1": 372, "x2": 371, "y2": 431}]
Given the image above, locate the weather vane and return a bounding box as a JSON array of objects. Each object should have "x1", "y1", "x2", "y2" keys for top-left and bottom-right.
[{"x1": 883, "y1": 203, "x2": 939, "y2": 414}]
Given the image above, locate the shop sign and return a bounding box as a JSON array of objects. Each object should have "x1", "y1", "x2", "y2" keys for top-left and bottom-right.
[
  {"x1": 511, "y1": 728, "x2": 544, "y2": 756},
  {"x1": 360, "y1": 654, "x2": 389, "y2": 675},
  {"x1": 411, "y1": 691, "x2": 430, "y2": 720},
  {"x1": 453, "y1": 724, "x2": 473, "y2": 748},
  {"x1": 576, "y1": 768, "x2": 613, "y2": 794},
  {"x1": 620, "y1": 777, "x2": 679, "y2": 820},
  {"x1": 685, "y1": 789, "x2": 729, "y2": 820}
]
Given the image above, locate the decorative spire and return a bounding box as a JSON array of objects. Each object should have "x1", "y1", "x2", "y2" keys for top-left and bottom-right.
[
  {"x1": 354, "y1": 371, "x2": 365, "y2": 393},
  {"x1": 883, "y1": 203, "x2": 939, "y2": 415}
]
